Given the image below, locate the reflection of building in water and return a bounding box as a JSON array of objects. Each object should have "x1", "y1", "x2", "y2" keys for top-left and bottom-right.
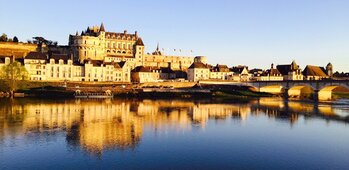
[
  {"x1": 0, "y1": 100, "x2": 143, "y2": 154},
  {"x1": 0, "y1": 100, "x2": 252, "y2": 148},
  {"x1": 75, "y1": 101, "x2": 143, "y2": 154},
  {"x1": 251, "y1": 98, "x2": 337, "y2": 124},
  {"x1": 136, "y1": 100, "x2": 194, "y2": 130},
  {"x1": 192, "y1": 104, "x2": 251, "y2": 128},
  {"x1": 1, "y1": 98, "x2": 344, "y2": 155}
]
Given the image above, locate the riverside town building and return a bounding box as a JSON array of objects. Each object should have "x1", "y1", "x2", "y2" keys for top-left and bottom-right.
[{"x1": 0, "y1": 23, "x2": 338, "y2": 83}]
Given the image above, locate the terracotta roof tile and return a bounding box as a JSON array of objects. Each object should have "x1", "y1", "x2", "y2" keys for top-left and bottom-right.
[{"x1": 302, "y1": 65, "x2": 327, "y2": 76}]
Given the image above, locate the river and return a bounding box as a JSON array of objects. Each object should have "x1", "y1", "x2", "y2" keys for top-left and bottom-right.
[{"x1": 0, "y1": 98, "x2": 349, "y2": 169}]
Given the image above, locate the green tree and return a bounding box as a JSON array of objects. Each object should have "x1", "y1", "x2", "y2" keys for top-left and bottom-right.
[
  {"x1": 0, "y1": 61, "x2": 28, "y2": 96},
  {"x1": 13, "y1": 36, "x2": 19, "y2": 42},
  {"x1": 0, "y1": 33, "x2": 8, "y2": 42}
]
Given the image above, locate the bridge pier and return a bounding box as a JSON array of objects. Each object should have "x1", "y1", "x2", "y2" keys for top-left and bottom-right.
[
  {"x1": 284, "y1": 88, "x2": 289, "y2": 100},
  {"x1": 313, "y1": 90, "x2": 319, "y2": 102}
]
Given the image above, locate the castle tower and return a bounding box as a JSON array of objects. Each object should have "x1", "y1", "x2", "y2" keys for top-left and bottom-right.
[
  {"x1": 135, "y1": 38, "x2": 145, "y2": 66},
  {"x1": 326, "y1": 62, "x2": 333, "y2": 77}
]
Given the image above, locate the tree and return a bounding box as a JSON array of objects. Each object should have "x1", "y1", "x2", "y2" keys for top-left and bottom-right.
[
  {"x1": 13, "y1": 36, "x2": 19, "y2": 42},
  {"x1": 0, "y1": 60, "x2": 28, "y2": 96},
  {"x1": 0, "y1": 33, "x2": 8, "y2": 42}
]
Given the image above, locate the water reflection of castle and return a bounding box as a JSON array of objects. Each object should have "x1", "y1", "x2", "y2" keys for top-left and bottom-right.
[{"x1": 0, "y1": 99, "x2": 347, "y2": 154}]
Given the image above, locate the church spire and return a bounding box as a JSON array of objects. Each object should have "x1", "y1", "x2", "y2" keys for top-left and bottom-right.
[
  {"x1": 156, "y1": 42, "x2": 160, "y2": 51},
  {"x1": 100, "y1": 22, "x2": 105, "y2": 32}
]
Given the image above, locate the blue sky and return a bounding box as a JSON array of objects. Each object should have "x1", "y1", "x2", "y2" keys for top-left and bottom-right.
[{"x1": 1, "y1": 0, "x2": 348, "y2": 71}]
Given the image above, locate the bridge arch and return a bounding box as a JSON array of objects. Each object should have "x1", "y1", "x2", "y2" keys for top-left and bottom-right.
[
  {"x1": 205, "y1": 80, "x2": 349, "y2": 101},
  {"x1": 318, "y1": 85, "x2": 349, "y2": 101},
  {"x1": 287, "y1": 84, "x2": 315, "y2": 99}
]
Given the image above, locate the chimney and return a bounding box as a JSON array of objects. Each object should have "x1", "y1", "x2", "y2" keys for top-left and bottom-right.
[{"x1": 124, "y1": 30, "x2": 127, "y2": 34}]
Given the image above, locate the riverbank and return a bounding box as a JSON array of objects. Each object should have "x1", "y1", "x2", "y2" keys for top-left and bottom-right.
[
  {"x1": 1, "y1": 80, "x2": 348, "y2": 101},
  {"x1": 0, "y1": 80, "x2": 274, "y2": 99}
]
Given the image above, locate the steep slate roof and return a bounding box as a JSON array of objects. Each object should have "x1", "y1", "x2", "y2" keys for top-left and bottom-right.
[
  {"x1": 132, "y1": 66, "x2": 153, "y2": 72},
  {"x1": 104, "y1": 62, "x2": 121, "y2": 69},
  {"x1": 136, "y1": 38, "x2": 144, "y2": 46},
  {"x1": 189, "y1": 62, "x2": 209, "y2": 69},
  {"x1": 49, "y1": 54, "x2": 70, "y2": 64},
  {"x1": 118, "y1": 61, "x2": 127, "y2": 68},
  {"x1": 50, "y1": 54, "x2": 70, "y2": 61},
  {"x1": 25, "y1": 52, "x2": 47, "y2": 60},
  {"x1": 105, "y1": 32, "x2": 137, "y2": 40},
  {"x1": 276, "y1": 65, "x2": 292, "y2": 75},
  {"x1": 277, "y1": 61, "x2": 301, "y2": 75},
  {"x1": 212, "y1": 64, "x2": 230, "y2": 72},
  {"x1": 302, "y1": 65, "x2": 327, "y2": 76},
  {"x1": 231, "y1": 66, "x2": 248, "y2": 74},
  {"x1": 264, "y1": 68, "x2": 282, "y2": 76}
]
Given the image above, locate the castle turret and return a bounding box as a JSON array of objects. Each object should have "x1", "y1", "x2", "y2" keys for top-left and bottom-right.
[
  {"x1": 326, "y1": 62, "x2": 333, "y2": 77},
  {"x1": 291, "y1": 60, "x2": 298, "y2": 70},
  {"x1": 135, "y1": 38, "x2": 145, "y2": 66}
]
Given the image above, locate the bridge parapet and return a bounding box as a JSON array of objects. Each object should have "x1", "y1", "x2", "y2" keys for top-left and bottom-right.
[{"x1": 248, "y1": 80, "x2": 349, "y2": 91}]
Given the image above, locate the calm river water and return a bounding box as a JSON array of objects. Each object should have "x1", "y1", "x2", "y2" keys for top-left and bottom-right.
[{"x1": 1, "y1": 98, "x2": 349, "y2": 170}]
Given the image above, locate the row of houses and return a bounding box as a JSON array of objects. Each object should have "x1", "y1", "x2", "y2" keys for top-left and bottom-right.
[
  {"x1": 1, "y1": 52, "x2": 131, "y2": 82},
  {"x1": 187, "y1": 59, "x2": 334, "y2": 82},
  {"x1": 0, "y1": 53, "x2": 335, "y2": 83}
]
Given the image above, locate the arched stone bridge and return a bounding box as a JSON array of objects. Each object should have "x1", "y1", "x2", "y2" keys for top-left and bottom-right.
[
  {"x1": 199, "y1": 80, "x2": 349, "y2": 101},
  {"x1": 247, "y1": 80, "x2": 349, "y2": 101}
]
